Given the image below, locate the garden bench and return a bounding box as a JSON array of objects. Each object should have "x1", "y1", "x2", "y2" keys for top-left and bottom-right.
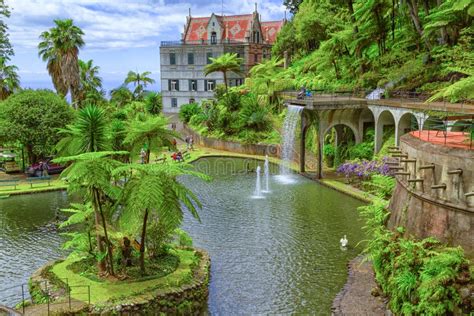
[
  {"x1": 0, "y1": 179, "x2": 20, "y2": 190},
  {"x1": 26, "y1": 176, "x2": 52, "y2": 188}
]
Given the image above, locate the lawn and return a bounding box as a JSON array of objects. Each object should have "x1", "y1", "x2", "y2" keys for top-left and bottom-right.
[{"x1": 50, "y1": 248, "x2": 199, "y2": 305}]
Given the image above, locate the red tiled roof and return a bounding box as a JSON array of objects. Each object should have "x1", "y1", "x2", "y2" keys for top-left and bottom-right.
[
  {"x1": 184, "y1": 13, "x2": 283, "y2": 44},
  {"x1": 261, "y1": 21, "x2": 284, "y2": 44}
]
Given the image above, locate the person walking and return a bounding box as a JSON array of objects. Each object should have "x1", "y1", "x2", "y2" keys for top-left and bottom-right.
[
  {"x1": 189, "y1": 136, "x2": 194, "y2": 151},
  {"x1": 41, "y1": 160, "x2": 49, "y2": 177},
  {"x1": 185, "y1": 135, "x2": 191, "y2": 150},
  {"x1": 140, "y1": 148, "x2": 146, "y2": 164}
]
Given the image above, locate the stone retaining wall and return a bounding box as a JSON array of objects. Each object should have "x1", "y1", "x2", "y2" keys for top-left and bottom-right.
[
  {"x1": 28, "y1": 249, "x2": 211, "y2": 315},
  {"x1": 388, "y1": 134, "x2": 474, "y2": 257},
  {"x1": 183, "y1": 124, "x2": 280, "y2": 158}
]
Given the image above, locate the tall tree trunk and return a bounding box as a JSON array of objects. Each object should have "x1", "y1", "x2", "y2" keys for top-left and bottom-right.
[
  {"x1": 94, "y1": 188, "x2": 115, "y2": 276},
  {"x1": 146, "y1": 136, "x2": 151, "y2": 164},
  {"x1": 347, "y1": 0, "x2": 358, "y2": 34},
  {"x1": 407, "y1": 0, "x2": 432, "y2": 50},
  {"x1": 139, "y1": 209, "x2": 149, "y2": 276},
  {"x1": 93, "y1": 202, "x2": 107, "y2": 273},
  {"x1": 436, "y1": 0, "x2": 448, "y2": 45},
  {"x1": 223, "y1": 71, "x2": 228, "y2": 92}
]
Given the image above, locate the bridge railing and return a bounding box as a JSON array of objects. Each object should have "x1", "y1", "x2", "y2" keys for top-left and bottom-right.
[
  {"x1": 278, "y1": 89, "x2": 473, "y2": 114},
  {"x1": 0, "y1": 279, "x2": 91, "y2": 315}
]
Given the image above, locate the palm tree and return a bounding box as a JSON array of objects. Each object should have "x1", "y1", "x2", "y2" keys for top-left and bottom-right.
[
  {"x1": 246, "y1": 58, "x2": 291, "y2": 108},
  {"x1": 0, "y1": 57, "x2": 20, "y2": 100},
  {"x1": 54, "y1": 152, "x2": 127, "y2": 276},
  {"x1": 124, "y1": 71, "x2": 155, "y2": 99},
  {"x1": 38, "y1": 19, "x2": 85, "y2": 107},
  {"x1": 144, "y1": 92, "x2": 163, "y2": 115},
  {"x1": 78, "y1": 59, "x2": 103, "y2": 107},
  {"x1": 110, "y1": 85, "x2": 134, "y2": 107},
  {"x1": 204, "y1": 53, "x2": 243, "y2": 92},
  {"x1": 124, "y1": 115, "x2": 179, "y2": 164},
  {"x1": 56, "y1": 105, "x2": 109, "y2": 156},
  {"x1": 114, "y1": 163, "x2": 207, "y2": 275}
]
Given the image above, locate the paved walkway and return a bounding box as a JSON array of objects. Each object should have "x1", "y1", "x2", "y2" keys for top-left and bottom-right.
[{"x1": 332, "y1": 255, "x2": 387, "y2": 316}]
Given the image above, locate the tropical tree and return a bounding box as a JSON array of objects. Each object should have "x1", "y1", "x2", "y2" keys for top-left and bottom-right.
[
  {"x1": 124, "y1": 115, "x2": 178, "y2": 163},
  {"x1": 38, "y1": 19, "x2": 85, "y2": 107},
  {"x1": 114, "y1": 162, "x2": 207, "y2": 275},
  {"x1": 53, "y1": 151, "x2": 126, "y2": 276},
  {"x1": 0, "y1": 0, "x2": 14, "y2": 60},
  {"x1": 56, "y1": 105, "x2": 109, "y2": 156},
  {"x1": 124, "y1": 71, "x2": 155, "y2": 99},
  {"x1": 0, "y1": 57, "x2": 20, "y2": 100},
  {"x1": 78, "y1": 59, "x2": 104, "y2": 107},
  {"x1": 144, "y1": 92, "x2": 163, "y2": 115},
  {"x1": 204, "y1": 53, "x2": 243, "y2": 91},
  {"x1": 0, "y1": 89, "x2": 74, "y2": 163},
  {"x1": 110, "y1": 85, "x2": 134, "y2": 107},
  {"x1": 246, "y1": 58, "x2": 291, "y2": 108}
]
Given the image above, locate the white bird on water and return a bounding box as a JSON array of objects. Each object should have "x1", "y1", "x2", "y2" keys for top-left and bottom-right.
[{"x1": 340, "y1": 235, "x2": 348, "y2": 248}]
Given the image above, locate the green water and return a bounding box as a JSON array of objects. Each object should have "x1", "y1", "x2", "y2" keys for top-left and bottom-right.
[
  {"x1": 0, "y1": 191, "x2": 69, "y2": 305},
  {"x1": 181, "y1": 157, "x2": 365, "y2": 315},
  {"x1": 0, "y1": 157, "x2": 365, "y2": 314}
]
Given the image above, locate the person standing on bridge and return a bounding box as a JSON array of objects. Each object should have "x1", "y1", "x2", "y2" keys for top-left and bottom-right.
[{"x1": 297, "y1": 86, "x2": 306, "y2": 100}]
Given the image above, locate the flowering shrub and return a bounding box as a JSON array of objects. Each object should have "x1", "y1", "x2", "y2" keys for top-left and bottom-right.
[{"x1": 336, "y1": 157, "x2": 394, "y2": 181}]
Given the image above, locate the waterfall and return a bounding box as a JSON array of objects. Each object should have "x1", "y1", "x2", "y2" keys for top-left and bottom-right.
[
  {"x1": 278, "y1": 105, "x2": 304, "y2": 183},
  {"x1": 366, "y1": 88, "x2": 385, "y2": 100},
  {"x1": 262, "y1": 155, "x2": 270, "y2": 193},
  {"x1": 252, "y1": 165, "x2": 264, "y2": 199}
]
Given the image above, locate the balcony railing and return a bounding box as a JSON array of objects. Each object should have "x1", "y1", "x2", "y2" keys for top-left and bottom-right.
[{"x1": 160, "y1": 39, "x2": 254, "y2": 47}]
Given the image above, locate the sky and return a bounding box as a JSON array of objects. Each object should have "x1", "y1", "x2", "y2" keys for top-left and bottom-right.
[{"x1": 5, "y1": 0, "x2": 286, "y2": 93}]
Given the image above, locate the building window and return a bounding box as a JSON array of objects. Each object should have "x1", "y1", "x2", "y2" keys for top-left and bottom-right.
[
  {"x1": 205, "y1": 80, "x2": 216, "y2": 91},
  {"x1": 169, "y1": 80, "x2": 179, "y2": 91},
  {"x1": 171, "y1": 98, "x2": 178, "y2": 108},
  {"x1": 211, "y1": 32, "x2": 217, "y2": 44},
  {"x1": 188, "y1": 53, "x2": 194, "y2": 65},
  {"x1": 206, "y1": 52, "x2": 213, "y2": 64},
  {"x1": 170, "y1": 53, "x2": 176, "y2": 65},
  {"x1": 189, "y1": 80, "x2": 197, "y2": 91},
  {"x1": 189, "y1": 98, "x2": 195, "y2": 104}
]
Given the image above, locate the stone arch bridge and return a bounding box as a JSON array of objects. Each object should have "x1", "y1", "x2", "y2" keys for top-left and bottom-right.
[{"x1": 282, "y1": 93, "x2": 474, "y2": 177}]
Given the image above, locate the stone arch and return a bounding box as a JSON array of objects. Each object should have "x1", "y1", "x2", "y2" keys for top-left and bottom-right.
[
  {"x1": 375, "y1": 110, "x2": 396, "y2": 153},
  {"x1": 358, "y1": 108, "x2": 375, "y2": 143},
  {"x1": 323, "y1": 123, "x2": 357, "y2": 167},
  {"x1": 397, "y1": 112, "x2": 420, "y2": 144}
]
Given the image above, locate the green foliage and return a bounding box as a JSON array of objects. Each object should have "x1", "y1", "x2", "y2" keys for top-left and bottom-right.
[
  {"x1": 124, "y1": 70, "x2": 155, "y2": 100},
  {"x1": 359, "y1": 200, "x2": 473, "y2": 314},
  {"x1": 124, "y1": 115, "x2": 178, "y2": 162},
  {"x1": 0, "y1": 1, "x2": 14, "y2": 60},
  {"x1": 0, "y1": 89, "x2": 74, "y2": 162},
  {"x1": 273, "y1": 0, "x2": 474, "y2": 100},
  {"x1": 38, "y1": 19, "x2": 85, "y2": 105},
  {"x1": 179, "y1": 103, "x2": 202, "y2": 123},
  {"x1": 56, "y1": 105, "x2": 110, "y2": 156},
  {"x1": 238, "y1": 94, "x2": 271, "y2": 132},
  {"x1": 363, "y1": 174, "x2": 395, "y2": 199},
  {"x1": 0, "y1": 56, "x2": 20, "y2": 100},
  {"x1": 204, "y1": 53, "x2": 243, "y2": 90},
  {"x1": 144, "y1": 92, "x2": 163, "y2": 115}
]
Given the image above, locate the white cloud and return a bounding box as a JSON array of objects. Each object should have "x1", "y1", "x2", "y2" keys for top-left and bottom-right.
[{"x1": 5, "y1": 0, "x2": 285, "y2": 51}]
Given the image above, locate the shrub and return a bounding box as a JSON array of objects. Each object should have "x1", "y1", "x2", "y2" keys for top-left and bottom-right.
[
  {"x1": 359, "y1": 201, "x2": 473, "y2": 315},
  {"x1": 179, "y1": 103, "x2": 201, "y2": 123}
]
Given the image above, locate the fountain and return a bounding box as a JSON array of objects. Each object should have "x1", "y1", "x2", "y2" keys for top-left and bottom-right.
[
  {"x1": 252, "y1": 165, "x2": 264, "y2": 199},
  {"x1": 277, "y1": 105, "x2": 304, "y2": 184},
  {"x1": 262, "y1": 155, "x2": 271, "y2": 193}
]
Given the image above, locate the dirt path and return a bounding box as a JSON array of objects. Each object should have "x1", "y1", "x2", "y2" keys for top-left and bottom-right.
[{"x1": 332, "y1": 255, "x2": 388, "y2": 316}]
